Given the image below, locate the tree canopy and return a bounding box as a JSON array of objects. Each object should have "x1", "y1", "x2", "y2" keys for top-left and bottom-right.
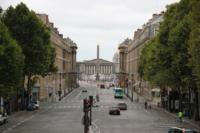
[
  {"x1": 138, "y1": 0, "x2": 200, "y2": 89},
  {"x1": 0, "y1": 22, "x2": 24, "y2": 99},
  {"x1": 2, "y1": 3, "x2": 56, "y2": 79}
]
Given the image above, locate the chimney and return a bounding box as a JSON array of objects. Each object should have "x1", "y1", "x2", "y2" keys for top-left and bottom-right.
[
  {"x1": 152, "y1": 13, "x2": 158, "y2": 18},
  {"x1": 50, "y1": 22, "x2": 54, "y2": 28},
  {"x1": 134, "y1": 29, "x2": 142, "y2": 39},
  {"x1": 59, "y1": 34, "x2": 63, "y2": 38}
]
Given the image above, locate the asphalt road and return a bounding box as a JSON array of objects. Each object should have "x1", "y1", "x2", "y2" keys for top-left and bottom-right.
[{"x1": 0, "y1": 81, "x2": 198, "y2": 133}]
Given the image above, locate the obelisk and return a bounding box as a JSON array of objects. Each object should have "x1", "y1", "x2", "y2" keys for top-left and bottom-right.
[{"x1": 96, "y1": 45, "x2": 100, "y2": 81}]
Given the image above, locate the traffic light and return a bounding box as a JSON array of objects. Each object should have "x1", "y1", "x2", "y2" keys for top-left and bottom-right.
[
  {"x1": 83, "y1": 98, "x2": 89, "y2": 112},
  {"x1": 89, "y1": 96, "x2": 93, "y2": 107}
]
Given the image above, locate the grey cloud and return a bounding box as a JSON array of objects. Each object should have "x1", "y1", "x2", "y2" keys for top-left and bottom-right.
[{"x1": 1, "y1": 0, "x2": 180, "y2": 61}]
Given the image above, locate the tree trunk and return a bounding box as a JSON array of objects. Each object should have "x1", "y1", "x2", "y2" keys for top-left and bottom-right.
[
  {"x1": 160, "y1": 85, "x2": 167, "y2": 109},
  {"x1": 194, "y1": 87, "x2": 200, "y2": 121},
  {"x1": 178, "y1": 87, "x2": 182, "y2": 112},
  {"x1": 21, "y1": 75, "x2": 26, "y2": 110},
  {"x1": 188, "y1": 87, "x2": 192, "y2": 119},
  {"x1": 26, "y1": 75, "x2": 32, "y2": 108}
]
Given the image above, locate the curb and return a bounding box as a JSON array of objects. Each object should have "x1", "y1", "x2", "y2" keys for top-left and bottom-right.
[{"x1": 126, "y1": 91, "x2": 200, "y2": 130}]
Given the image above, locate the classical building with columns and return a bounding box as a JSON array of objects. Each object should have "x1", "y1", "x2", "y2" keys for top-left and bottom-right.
[
  {"x1": 29, "y1": 14, "x2": 78, "y2": 102},
  {"x1": 118, "y1": 12, "x2": 164, "y2": 100},
  {"x1": 77, "y1": 45, "x2": 114, "y2": 81},
  {"x1": 77, "y1": 59, "x2": 114, "y2": 81}
]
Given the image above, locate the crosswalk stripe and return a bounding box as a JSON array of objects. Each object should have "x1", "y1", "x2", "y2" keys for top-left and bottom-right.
[{"x1": 42, "y1": 104, "x2": 147, "y2": 111}]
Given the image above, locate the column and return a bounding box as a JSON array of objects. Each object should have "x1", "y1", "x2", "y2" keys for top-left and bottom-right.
[
  {"x1": 91, "y1": 65, "x2": 93, "y2": 74},
  {"x1": 109, "y1": 66, "x2": 111, "y2": 74},
  {"x1": 94, "y1": 65, "x2": 96, "y2": 74},
  {"x1": 105, "y1": 66, "x2": 107, "y2": 74},
  {"x1": 103, "y1": 65, "x2": 105, "y2": 74},
  {"x1": 94, "y1": 65, "x2": 95, "y2": 74},
  {"x1": 90, "y1": 65, "x2": 91, "y2": 74},
  {"x1": 106, "y1": 65, "x2": 107, "y2": 74},
  {"x1": 93, "y1": 65, "x2": 94, "y2": 74},
  {"x1": 89, "y1": 65, "x2": 91, "y2": 74},
  {"x1": 87, "y1": 65, "x2": 89, "y2": 74}
]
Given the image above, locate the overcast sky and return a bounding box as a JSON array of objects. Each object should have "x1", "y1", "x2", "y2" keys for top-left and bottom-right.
[{"x1": 1, "y1": 0, "x2": 180, "y2": 61}]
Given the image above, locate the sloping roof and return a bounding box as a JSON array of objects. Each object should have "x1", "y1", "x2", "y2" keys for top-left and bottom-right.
[{"x1": 81, "y1": 58, "x2": 113, "y2": 64}]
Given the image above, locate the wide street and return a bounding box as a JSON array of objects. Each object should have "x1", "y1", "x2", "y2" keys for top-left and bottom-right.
[{"x1": 0, "y1": 81, "x2": 198, "y2": 133}]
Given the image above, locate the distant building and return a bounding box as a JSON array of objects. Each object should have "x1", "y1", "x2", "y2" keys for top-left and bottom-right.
[
  {"x1": 77, "y1": 45, "x2": 114, "y2": 81},
  {"x1": 112, "y1": 51, "x2": 120, "y2": 74},
  {"x1": 77, "y1": 59, "x2": 114, "y2": 81}
]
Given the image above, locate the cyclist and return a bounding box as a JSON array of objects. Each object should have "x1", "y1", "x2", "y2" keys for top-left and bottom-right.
[{"x1": 178, "y1": 111, "x2": 183, "y2": 122}]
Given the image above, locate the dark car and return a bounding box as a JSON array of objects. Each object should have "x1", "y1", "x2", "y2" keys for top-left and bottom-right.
[
  {"x1": 109, "y1": 107, "x2": 120, "y2": 115},
  {"x1": 82, "y1": 89, "x2": 87, "y2": 92},
  {"x1": 109, "y1": 83, "x2": 115, "y2": 87},
  {"x1": 168, "y1": 127, "x2": 200, "y2": 133},
  {"x1": 100, "y1": 84, "x2": 105, "y2": 89},
  {"x1": 117, "y1": 102, "x2": 127, "y2": 110},
  {"x1": 27, "y1": 103, "x2": 37, "y2": 111}
]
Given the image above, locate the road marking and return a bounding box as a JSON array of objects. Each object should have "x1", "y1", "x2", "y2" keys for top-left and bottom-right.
[
  {"x1": 92, "y1": 119, "x2": 100, "y2": 133},
  {"x1": 75, "y1": 91, "x2": 82, "y2": 99}
]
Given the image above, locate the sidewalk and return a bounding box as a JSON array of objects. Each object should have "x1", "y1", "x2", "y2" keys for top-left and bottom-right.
[
  {"x1": 153, "y1": 106, "x2": 200, "y2": 130},
  {"x1": 126, "y1": 91, "x2": 200, "y2": 130}
]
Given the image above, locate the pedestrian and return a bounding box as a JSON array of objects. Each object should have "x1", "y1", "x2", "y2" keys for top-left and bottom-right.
[
  {"x1": 136, "y1": 97, "x2": 139, "y2": 103},
  {"x1": 148, "y1": 103, "x2": 152, "y2": 109},
  {"x1": 96, "y1": 94, "x2": 99, "y2": 102},
  {"x1": 178, "y1": 111, "x2": 183, "y2": 122},
  {"x1": 144, "y1": 101, "x2": 147, "y2": 109}
]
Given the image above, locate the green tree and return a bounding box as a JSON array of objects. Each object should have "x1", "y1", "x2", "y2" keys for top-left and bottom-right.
[
  {"x1": 2, "y1": 3, "x2": 56, "y2": 103},
  {"x1": 139, "y1": 0, "x2": 200, "y2": 119},
  {"x1": 0, "y1": 22, "x2": 24, "y2": 99},
  {"x1": 0, "y1": 7, "x2": 2, "y2": 13}
]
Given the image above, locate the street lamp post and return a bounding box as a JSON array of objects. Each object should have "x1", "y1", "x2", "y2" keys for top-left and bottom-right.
[
  {"x1": 58, "y1": 72, "x2": 62, "y2": 101},
  {"x1": 131, "y1": 74, "x2": 135, "y2": 102}
]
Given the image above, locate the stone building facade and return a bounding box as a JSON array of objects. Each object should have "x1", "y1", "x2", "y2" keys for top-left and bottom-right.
[
  {"x1": 112, "y1": 51, "x2": 120, "y2": 74},
  {"x1": 118, "y1": 12, "x2": 164, "y2": 99},
  {"x1": 118, "y1": 39, "x2": 132, "y2": 88},
  {"x1": 32, "y1": 14, "x2": 78, "y2": 102}
]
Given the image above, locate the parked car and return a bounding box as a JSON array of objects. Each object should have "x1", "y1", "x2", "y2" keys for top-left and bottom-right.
[
  {"x1": 0, "y1": 113, "x2": 7, "y2": 125},
  {"x1": 117, "y1": 102, "x2": 127, "y2": 110},
  {"x1": 109, "y1": 107, "x2": 120, "y2": 115},
  {"x1": 33, "y1": 100, "x2": 40, "y2": 109},
  {"x1": 27, "y1": 103, "x2": 37, "y2": 111},
  {"x1": 0, "y1": 114, "x2": 4, "y2": 125},
  {"x1": 168, "y1": 127, "x2": 199, "y2": 133}
]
